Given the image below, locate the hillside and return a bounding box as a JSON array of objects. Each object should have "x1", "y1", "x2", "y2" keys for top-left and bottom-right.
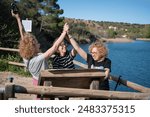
[{"x1": 64, "y1": 18, "x2": 150, "y2": 43}]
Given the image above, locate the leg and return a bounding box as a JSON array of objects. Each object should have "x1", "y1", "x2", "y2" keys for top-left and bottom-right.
[
  {"x1": 32, "y1": 78, "x2": 40, "y2": 100},
  {"x1": 99, "y1": 79, "x2": 109, "y2": 90}
]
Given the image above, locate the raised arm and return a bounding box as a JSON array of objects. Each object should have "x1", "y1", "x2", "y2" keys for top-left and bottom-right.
[
  {"x1": 43, "y1": 23, "x2": 69, "y2": 59},
  {"x1": 66, "y1": 32, "x2": 87, "y2": 61},
  {"x1": 11, "y1": 11, "x2": 24, "y2": 40},
  {"x1": 71, "y1": 48, "x2": 77, "y2": 57}
]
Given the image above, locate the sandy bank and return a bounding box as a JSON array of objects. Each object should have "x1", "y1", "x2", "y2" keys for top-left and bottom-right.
[
  {"x1": 136, "y1": 38, "x2": 150, "y2": 41},
  {"x1": 102, "y1": 38, "x2": 134, "y2": 43}
]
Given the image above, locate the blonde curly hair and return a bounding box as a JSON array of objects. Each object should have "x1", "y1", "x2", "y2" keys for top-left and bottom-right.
[
  {"x1": 89, "y1": 41, "x2": 108, "y2": 59},
  {"x1": 19, "y1": 33, "x2": 40, "y2": 59}
]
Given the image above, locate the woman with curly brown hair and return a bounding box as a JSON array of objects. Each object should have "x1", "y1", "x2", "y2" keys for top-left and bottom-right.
[
  {"x1": 66, "y1": 33, "x2": 111, "y2": 90},
  {"x1": 11, "y1": 11, "x2": 69, "y2": 86}
]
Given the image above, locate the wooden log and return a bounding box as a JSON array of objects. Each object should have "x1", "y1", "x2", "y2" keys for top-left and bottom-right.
[
  {"x1": 73, "y1": 60, "x2": 87, "y2": 68},
  {"x1": 0, "y1": 47, "x2": 19, "y2": 52},
  {"x1": 8, "y1": 61, "x2": 25, "y2": 67},
  {"x1": 110, "y1": 75, "x2": 150, "y2": 93},
  {"x1": 14, "y1": 84, "x2": 150, "y2": 100}
]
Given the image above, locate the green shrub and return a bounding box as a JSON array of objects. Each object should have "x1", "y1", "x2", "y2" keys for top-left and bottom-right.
[
  {"x1": 8, "y1": 65, "x2": 31, "y2": 77},
  {"x1": 0, "y1": 60, "x2": 8, "y2": 71},
  {"x1": 0, "y1": 59, "x2": 31, "y2": 76}
]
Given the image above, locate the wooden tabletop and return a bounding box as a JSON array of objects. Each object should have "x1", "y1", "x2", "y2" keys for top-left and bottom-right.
[
  {"x1": 39, "y1": 69, "x2": 105, "y2": 89},
  {"x1": 40, "y1": 69, "x2": 105, "y2": 78}
]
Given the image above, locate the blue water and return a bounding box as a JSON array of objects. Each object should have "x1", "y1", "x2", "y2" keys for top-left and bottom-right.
[{"x1": 69, "y1": 40, "x2": 150, "y2": 91}]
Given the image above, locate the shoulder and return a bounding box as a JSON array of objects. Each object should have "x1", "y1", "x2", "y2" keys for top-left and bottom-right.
[
  {"x1": 37, "y1": 53, "x2": 45, "y2": 59},
  {"x1": 103, "y1": 58, "x2": 111, "y2": 65},
  {"x1": 105, "y1": 58, "x2": 111, "y2": 62},
  {"x1": 87, "y1": 53, "x2": 93, "y2": 61},
  {"x1": 30, "y1": 53, "x2": 45, "y2": 62},
  {"x1": 105, "y1": 58, "x2": 111, "y2": 63}
]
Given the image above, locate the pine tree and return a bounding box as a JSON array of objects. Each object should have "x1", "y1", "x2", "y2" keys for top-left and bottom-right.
[
  {"x1": 0, "y1": 0, "x2": 19, "y2": 48},
  {"x1": 39, "y1": 0, "x2": 64, "y2": 39},
  {"x1": 0, "y1": 0, "x2": 64, "y2": 50},
  {"x1": 17, "y1": 0, "x2": 64, "y2": 37}
]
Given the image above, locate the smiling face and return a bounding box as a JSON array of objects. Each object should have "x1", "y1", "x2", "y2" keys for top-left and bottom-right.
[
  {"x1": 91, "y1": 47, "x2": 101, "y2": 61},
  {"x1": 57, "y1": 42, "x2": 67, "y2": 57},
  {"x1": 89, "y1": 41, "x2": 108, "y2": 61}
]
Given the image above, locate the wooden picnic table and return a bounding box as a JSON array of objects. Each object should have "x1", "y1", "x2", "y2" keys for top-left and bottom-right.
[{"x1": 39, "y1": 69, "x2": 105, "y2": 89}]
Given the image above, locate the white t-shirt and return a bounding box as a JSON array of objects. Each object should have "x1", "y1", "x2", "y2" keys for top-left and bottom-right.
[{"x1": 23, "y1": 53, "x2": 48, "y2": 80}]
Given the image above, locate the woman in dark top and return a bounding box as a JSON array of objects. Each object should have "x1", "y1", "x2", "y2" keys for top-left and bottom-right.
[{"x1": 66, "y1": 32, "x2": 111, "y2": 90}]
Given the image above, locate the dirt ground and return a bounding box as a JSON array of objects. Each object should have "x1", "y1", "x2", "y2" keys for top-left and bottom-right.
[{"x1": 0, "y1": 72, "x2": 35, "y2": 100}]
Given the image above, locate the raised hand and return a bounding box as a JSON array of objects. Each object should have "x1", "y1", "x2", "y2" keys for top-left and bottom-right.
[
  {"x1": 11, "y1": 10, "x2": 20, "y2": 19},
  {"x1": 63, "y1": 23, "x2": 69, "y2": 32}
]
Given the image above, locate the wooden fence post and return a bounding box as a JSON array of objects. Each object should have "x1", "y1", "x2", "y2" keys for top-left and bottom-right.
[
  {"x1": 4, "y1": 83, "x2": 15, "y2": 100},
  {"x1": 41, "y1": 81, "x2": 55, "y2": 100},
  {"x1": 0, "y1": 93, "x2": 4, "y2": 100},
  {"x1": 0, "y1": 88, "x2": 5, "y2": 100}
]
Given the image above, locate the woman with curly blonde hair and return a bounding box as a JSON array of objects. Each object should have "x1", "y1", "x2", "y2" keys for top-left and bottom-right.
[
  {"x1": 12, "y1": 11, "x2": 69, "y2": 86},
  {"x1": 66, "y1": 33, "x2": 111, "y2": 91},
  {"x1": 19, "y1": 33, "x2": 40, "y2": 59}
]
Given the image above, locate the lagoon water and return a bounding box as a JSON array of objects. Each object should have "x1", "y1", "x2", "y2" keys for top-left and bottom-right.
[{"x1": 70, "y1": 40, "x2": 150, "y2": 92}]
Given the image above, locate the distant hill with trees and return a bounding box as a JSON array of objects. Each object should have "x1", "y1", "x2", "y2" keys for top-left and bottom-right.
[{"x1": 65, "y1": 18, "x2": 150, "y2": 43}]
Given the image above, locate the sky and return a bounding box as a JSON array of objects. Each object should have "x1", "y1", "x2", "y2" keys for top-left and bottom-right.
[{"x1": 58, "y1": 0, "x2": 150, "y2": 24}]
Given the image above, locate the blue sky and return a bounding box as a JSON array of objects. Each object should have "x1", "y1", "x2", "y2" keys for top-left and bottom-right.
[{"x1": 58, "y1": 0, "x2": 150, "y2": 24}]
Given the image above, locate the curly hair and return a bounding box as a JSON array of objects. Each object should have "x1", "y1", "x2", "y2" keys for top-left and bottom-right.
[
  {"x1": 19, "y1": 33, "x2": 40, "y2": 59},
  {"x1": 89, "y1": 41, "x2": 108, "y2": 59}
]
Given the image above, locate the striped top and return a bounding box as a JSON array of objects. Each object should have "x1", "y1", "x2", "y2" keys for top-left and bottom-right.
[{"x1": 52, "y1": 50, "x2": 75, "y2": 69}]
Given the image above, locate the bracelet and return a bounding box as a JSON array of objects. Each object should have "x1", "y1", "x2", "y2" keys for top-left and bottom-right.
[
  {"x1": 69, "y1": 36, "x2": 72, "y2": 39},
  {"x1": 68, "y1": 35, "x2": 72, "y2": 39},
  {"x1": 62, "y1": 31, "x2": 67, "y2": 33}
]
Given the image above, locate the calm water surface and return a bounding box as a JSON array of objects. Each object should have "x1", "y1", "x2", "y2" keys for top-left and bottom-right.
[{"x1": 71, "y1": 40, "x2": 150, "y2": 91}]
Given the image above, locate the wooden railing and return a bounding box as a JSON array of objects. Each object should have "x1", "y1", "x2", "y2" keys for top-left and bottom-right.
[
  {"x1": 0, "y1": 47, "x2": 86, "y2": 68},
  {"x1": 1, "y1": 47, "x2": 150, "y2": 100},
  {"x1": 0, "y1": 47, "x2": 19, "y2": 52},
  {"x1": 1, "y1": 83, "x2": 150, "y2": 100}
]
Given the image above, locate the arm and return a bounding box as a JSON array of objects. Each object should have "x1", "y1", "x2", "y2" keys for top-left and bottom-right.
[
  {"x1": 43, "y1": 23, "x2": 69, "y2": 59},
  {"x1": 104, "y1": 59, "x2": 111, "y2": 79},
  {"x1": 11, "y1": 11, "x2": 24, "y2": 40},
  {"x1": 66, "y1": 33, "x2": 87, "y2": 61},
  {"x1": 104, "y1": 68, "x2": 110, "y2": 79},
  {"x1": 71, "y1": 48, "x2": 77, "y2": 57}
]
